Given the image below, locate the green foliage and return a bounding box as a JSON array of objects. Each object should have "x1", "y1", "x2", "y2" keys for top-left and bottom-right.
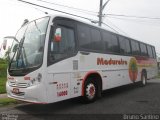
[
  {"x1": 0, "y1": 58, "x2": 7, "y2": 64},
  {"x1": 0, "y1": 64, "x2": 7, "y2": 77},
  {"x1": 0, "y1": 77, "x2": 6, "y2": 94},
  {"x1": 0, "y1": 59, "x2": 7, "y2": 94},
  {"x1": 0, "y1": 98, "x2": 17, "y2": 106}
]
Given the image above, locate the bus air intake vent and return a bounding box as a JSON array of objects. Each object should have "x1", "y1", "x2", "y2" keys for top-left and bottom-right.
[{"x1": 9, "y1": 81, "x2": 28, "y2": 88}]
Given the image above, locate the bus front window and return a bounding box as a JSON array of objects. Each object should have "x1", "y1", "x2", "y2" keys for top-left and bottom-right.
[{"x1": 9, "y1": 17, "x2": 49, "y2": 76}]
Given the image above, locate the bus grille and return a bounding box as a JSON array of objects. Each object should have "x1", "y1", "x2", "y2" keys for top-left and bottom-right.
[{"x1": 9, "y1": 81, "x2": 28, "y2": 88}]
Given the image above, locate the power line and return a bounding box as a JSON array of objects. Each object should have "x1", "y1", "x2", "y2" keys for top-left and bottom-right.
[
  {"x1": 102, "y1": 22, "x2": 119, "y2": 33},
  {"x1": 34, "y1": 7, "x2": 48, "y2": 14},
  {"x1": 105, "y1": 14, "x2": 160, "y2": 20},
  {"x1": 104, "y1": 19, "x2": 129, "y2": 36},
  {"x1": 16, "y1": 0, "x2": 158, "y2": 39},
  {"x1": 36, "y1": 0, "x2": 98, "y2": 15},
  {"x1": 17, "y1": 0, "x2": 95, "y2": 22},
  {"x1": 7, "y1": 0, "x2": 49, "y2": 15},
  {"x1": 106, "y1": 16, "x2": 160, "y2": 26}
]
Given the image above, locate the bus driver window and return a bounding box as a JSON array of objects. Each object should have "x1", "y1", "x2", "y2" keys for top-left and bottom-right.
[{"x1": 49, "y1": 26, "x2": 75, "y2": 63}]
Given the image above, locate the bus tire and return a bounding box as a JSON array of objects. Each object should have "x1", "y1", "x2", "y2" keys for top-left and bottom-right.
[
  {"x1": 140, "y1": 72, "x2": 147, "y2": 87},
  {"x1": 83, "y1": 78, "x2": 98, "y2": 103}
]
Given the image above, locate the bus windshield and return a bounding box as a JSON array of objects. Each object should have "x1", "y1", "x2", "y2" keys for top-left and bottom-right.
[{"x1": 9, "y1": 17, "x2": 49, "y2": 75}]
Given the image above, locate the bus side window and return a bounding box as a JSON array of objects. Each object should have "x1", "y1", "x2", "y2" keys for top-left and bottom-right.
[
  {"x1": 90, "y1": 28, "x2": 102, "y2": 51},
  {"x1": 77, "y1": 24, "x2": 92, "y2": 50},
  {"x1": 49, "y1": 26, "x2": 75, "y2": 63},
  {"x1": 152, "y1": 46, "x2": 156, "y2": 58},
  {"x1": 102, "y1": 32, "x2": 119, "y2": 53},
  {"x1": 131, "y1": 40, "x2": 140, "y2": 55},
  {"x1": 119, "y1": 37, "x2": 131, "y2": 55},
  {"x1": 147, "y1": 45, "x2": 154, "y2": 58},
  {"x1": 140, "y1": 43, "x2": 148, "y2": 56}
]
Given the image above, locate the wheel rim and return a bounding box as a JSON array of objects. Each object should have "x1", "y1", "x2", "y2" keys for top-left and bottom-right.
[
  {"x1": 142, "y1": 76, "x2": 146, "y2": 85},
  {"x1": 86, "y1": 83, "x2": 96, "y2": 100}
]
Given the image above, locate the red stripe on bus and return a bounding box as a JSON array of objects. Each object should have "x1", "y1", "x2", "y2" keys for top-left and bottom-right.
[
  {"x1": 134, "y1": 56, "x2": 157, "y2": 65},
  {"x1": 27, "y1": 102, "x2": 48, "y2": 104}
]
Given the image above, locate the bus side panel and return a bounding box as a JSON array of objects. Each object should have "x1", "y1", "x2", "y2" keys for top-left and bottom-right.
[
  {"x1": 78, "y1": 52, "x2": 135, "y2": 91},
  {"x1": 46, "y1": 56, "x2": 82, "y2": 103},
  {"x1": 136, "y1": 57, "x2": 157, "y2": 79}
]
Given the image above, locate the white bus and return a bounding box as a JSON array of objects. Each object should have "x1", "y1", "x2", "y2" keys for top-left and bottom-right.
[{"x1": 5, "y1": 15, "x2": 158, "y2": 103}]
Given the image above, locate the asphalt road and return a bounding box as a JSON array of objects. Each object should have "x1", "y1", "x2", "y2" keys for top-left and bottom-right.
[{"x1": 0, "y1": 78, "x2": 160, "y2": 120}]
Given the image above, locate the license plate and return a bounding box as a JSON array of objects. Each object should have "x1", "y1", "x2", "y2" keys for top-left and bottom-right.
[{"x1": 12, "y1": 88, "x2": 19, "y2": 94}]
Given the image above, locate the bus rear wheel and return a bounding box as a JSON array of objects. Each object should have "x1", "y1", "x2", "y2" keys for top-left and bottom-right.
[
  {"x1": 140, "y1": 73, "x2": 147, "y2": 86},
  {"x1": 83, "y1": 79, "x2": 98, "y2": 103}
]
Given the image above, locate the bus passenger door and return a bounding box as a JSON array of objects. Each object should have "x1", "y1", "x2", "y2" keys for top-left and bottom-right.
[{"x1": 46, "y1": 19, "x2": 77, "y2": 103}]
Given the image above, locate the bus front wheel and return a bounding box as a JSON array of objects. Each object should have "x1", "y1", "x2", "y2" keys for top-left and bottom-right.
[{"x1": 83, "y1": 79, "x2": 98, "y2": 103}]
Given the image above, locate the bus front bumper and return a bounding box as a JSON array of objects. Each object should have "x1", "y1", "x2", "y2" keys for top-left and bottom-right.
[{"x1": 6, "y1": 82, "x2": 48, "y2": 104}]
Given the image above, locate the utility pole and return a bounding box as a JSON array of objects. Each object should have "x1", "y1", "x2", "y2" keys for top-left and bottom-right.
[
  {"x1": 99, "y1": 0, "x2": 103, "y2": 26},
  {"x1": 98, "y1": 0, "x2": 110, "y2": 26}
]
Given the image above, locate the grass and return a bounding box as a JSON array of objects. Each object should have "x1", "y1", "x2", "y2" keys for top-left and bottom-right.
[
  {"x1": 0, "y1": 64, "x2": 7, "y2": 77},
  {"x1": 0, "y1": 98, "x2": 18, "y2": 106},
  {"x1": 0, "y1": 59, "x2": 20, "y2": 107},
  {"x1": 0, "y1": 77, "x2": 7, "y2": 94},
  {"x1": 0, "y1": 59, "x2": 7, "y2": 94}
]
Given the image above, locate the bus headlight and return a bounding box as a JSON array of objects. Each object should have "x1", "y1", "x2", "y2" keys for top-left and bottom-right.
[{"x1": 29, "y1": 73, "x2": 42, "y2": 87}]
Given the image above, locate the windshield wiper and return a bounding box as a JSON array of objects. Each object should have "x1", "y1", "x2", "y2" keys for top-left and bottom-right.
[
  {"x1": 9, "y1": 36, "x2": 27, "y2": 70},
  {"x1": 9, "y1": 47, "x2": 18, "y2": 70},
  {"x1": 16, "y1": 36, "x2": 28, "y2": 69}
]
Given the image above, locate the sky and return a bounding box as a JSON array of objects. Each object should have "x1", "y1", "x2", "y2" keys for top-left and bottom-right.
[{"x1": 0, "y1": 0, "x2": 160, "y2": 58}]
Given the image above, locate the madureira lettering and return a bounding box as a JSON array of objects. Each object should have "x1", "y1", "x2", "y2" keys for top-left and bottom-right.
[{"x1": 97, "y1": 58, "x2": 127, "y2": 65}]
